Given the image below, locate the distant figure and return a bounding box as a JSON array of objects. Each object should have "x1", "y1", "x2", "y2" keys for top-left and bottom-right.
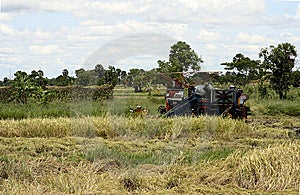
[{"x1": 130, "y1": 105, "x2": 148, "y2": 117}]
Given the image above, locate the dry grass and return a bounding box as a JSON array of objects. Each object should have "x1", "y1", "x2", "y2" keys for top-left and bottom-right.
[
  {"x1": 235, "y1": 143, "x2": 300, "y2": 191},
  {"x1": 0, "y1": 115, "x2": 299, "y2": 194},
  {"x1": 0, "y1": 116, "x2": 252, "y2": 140}
]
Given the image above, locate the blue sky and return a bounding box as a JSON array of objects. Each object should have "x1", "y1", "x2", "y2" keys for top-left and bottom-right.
[{"x1": 0, "y1": 0, "x2": 300, "y2": 79}]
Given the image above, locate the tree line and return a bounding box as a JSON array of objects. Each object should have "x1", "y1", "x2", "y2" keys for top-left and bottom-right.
[{"x1": 0, "y1": 41, "x2": 299, "y2": 100}]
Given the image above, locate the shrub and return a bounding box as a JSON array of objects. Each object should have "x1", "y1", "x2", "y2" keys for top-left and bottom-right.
[{"x1": 0, "y1": 85, "x2": 114, "y2": 103}]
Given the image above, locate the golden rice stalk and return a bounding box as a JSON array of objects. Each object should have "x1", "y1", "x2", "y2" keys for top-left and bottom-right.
[{"x1": 234, "y1": 143, "x2": 300, "y2": 191}]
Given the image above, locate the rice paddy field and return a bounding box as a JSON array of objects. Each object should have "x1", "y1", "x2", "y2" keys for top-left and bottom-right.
[{"x1": 0, "y1": 86, "x2": 300, "y2": 194}]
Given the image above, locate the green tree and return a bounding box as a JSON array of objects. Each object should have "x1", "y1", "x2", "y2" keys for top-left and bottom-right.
[
  {"x1": 127, "y1": 68, "x2": 145, "y2": 88},
  {"x1": 75, "y1": 68, "x2": 97, "y2": 86},
  {"x1": 30, "y1": 70, "x2": 48, "y2": 88},
  {"x1": 62, "y1": 69, "x2": 69, "y2": 77},
  {"x1": 221, "y1": 53, "x2": 260, "y2": 85},
  {"x1": 104, "y1": 66, "x2": 118, "y2": 87},
  {"x1": 259, "y1": 43, "x2": 297, "y2": 99},
  {"x1": 94, "y1": 64, "x2": 106, "y2": 85},
  {"x1": 142, "y1": 69, "x2": 159, "y2": 95},
  {"x1": 53, "y1": 69, "x2": 75, "y2": 86},
  {"x1": 116, "y1": 68, "x2": 122, "y2": 85},
  {"x1": 3, "y1": 77, "x2": 9, "y2": 86},
  {"x1": 8, "y1": 71, "x2": 33, "y2": 104},
  {"x1": 291, "y1": 70, "x2": 300, "y2": 87},
  {"x1": 120, "y1": 70, "x2": 128, "y2": 87},
  {"x1": 158, "y1": 41, "x2": 203, "y2": 73},
  {"x1": 8, "y1": 70, "x2": 53, "y2": 104}
]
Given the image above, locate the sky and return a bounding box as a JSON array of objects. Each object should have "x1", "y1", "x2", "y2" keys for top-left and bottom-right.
[{"x1": 0, "y1": 0, "x2": 300, "y2": 80}]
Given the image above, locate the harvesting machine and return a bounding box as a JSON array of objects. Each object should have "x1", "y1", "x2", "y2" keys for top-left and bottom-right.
[{"x1": 158, "y1": 73, "x2": 251, "y2": 119}]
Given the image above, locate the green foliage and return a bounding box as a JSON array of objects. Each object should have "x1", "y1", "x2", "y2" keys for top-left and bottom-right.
[
  {"x1": 221, "y1": 53, "x2": 260, "y2": 85},
  {"x1": 259, "y1": 43, "x2": 297, "y2": 99},
  {"x1": 75, "y1": 68, "x2": 97, "y2": 86},
  {"x1": 8, "y1": 71, "x2": 34, "y2": 104},
  {"x1": 50, "y1": 85, "x2": 114, "y2": 101},
  {"x1": 51, "y1": 69, "x2": 75, "y2": 86},
  {"x1": 103, "y1": 66, "x2": 119, "y2": 87},
  {"x1": 74, "y1": 65, "x2": 120, "y2": 87},
  {"x1": 127, "y1": 68, "x2": 145, "y2": 88},
  {"x1": 158, "y1": 41, "x2": 203, "y2": 73},
  {"x1": 0, "y1": 85, "x2": 114, "y2": 106},
  {"x1": 258, "y1": 84, "x2": 268, "y2": 99},
  {"x1": 291, "y1": 70, "x2": 300, "y2": 87},
  {"x1": 7, "y1": 70, "x2": 51, "y2": 104},
  {"x1": 0, "y1": 86, "x2": 13, "y2": 103},
  {"x1": 252, "y1": 99, "x2": 300, "y2": 116}
]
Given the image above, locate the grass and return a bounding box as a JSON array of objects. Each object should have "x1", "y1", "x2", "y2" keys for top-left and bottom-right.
[
  {"x1": 0, "y1": 86, "x2": 299, "y2": 194},
  {"x1": 1, "y1": 86, "x2": 300, "y2": 119},
  {"x1": 0, "y1": 115, "x2": 299, "y2": 194},
  {"x1": 0, "y1": 96, "x2": 165, "y2": 119},
  {"x1": 0, "y1": 115, "x2": 253, "y2": 140},
  {"x1": 246, "y1": 86, "x2": 300, "y2": 117}
]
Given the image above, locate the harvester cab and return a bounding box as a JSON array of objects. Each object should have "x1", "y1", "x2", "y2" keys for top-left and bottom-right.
[{"x1": 158, "y1": 72, "x2": 251, "y2": 119}]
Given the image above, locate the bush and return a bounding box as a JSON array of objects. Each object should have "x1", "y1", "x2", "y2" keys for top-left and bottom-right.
[{"x1": 0, "y1": 85, "x2": 114, "y2": 103}]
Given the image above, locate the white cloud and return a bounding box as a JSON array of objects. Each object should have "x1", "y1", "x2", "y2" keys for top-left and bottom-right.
[
  {"x1": 80, "y1": 1, "x2": 142, "y2": 15},
  {"x1": 0, "y1": 13, "x2": 12, "y2": 21},
  {"x1": 1, "y1": 0, "x2": 80, "y2": 13},
  {"x1": 115, "y1": 54, "x2": 160, "y2": 71},
  {"x1": 32, "y1": 29, "x2": 54, "y2": 40},
  {"x1": 71, "y1": 20, "x2": 187, "y2": 42},
  {"x1": 179, "y1": 0, "x2": 265, "y2": 14},
  {"x1": 279, "y1": 32, "x2": 300, "y2": 45},
  {"x1": 29, "y1": 45, "x2": 62, "y2": 55},
  {"x1": 235, "y1": 33, "x2": 268, "y2": 44},
  {"x1": 296, "y1": 4, "x2": 300, "y2": 19},
  {"x1": 197, "y1": 29, "x2": 223, "y2": 42},
  {"x1": 0, "y1": 47, "x2": 16, "y2": 54},
  {"x1": 0, "y1": 0, "x2": 299, "y2": 79},
  {"x1": 83, "y1": 33, "x2": 176, "y2": 68},
  {"x1": 0, "y1": 23, "x2": 20, "y2": 36},
  {"x1": 2, "y1": 0, "x2": 267, "y2": 26},
  {"x1": 79, "y1": 20, "x2": 104, "y2": 26},
  {"x1": 147, "y1": 0, "x2": 267, "y2": 26}
]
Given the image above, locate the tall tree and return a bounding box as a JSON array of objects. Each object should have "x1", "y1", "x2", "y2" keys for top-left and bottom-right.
[
  {"x1": 126, "y1": 69, "x2": 145, "y2": 91},
  {"x1": 158, "y1": 41, "x2": 203, "y2": 73},
  {"x1": 120, "y1": 70, "x2": 128, "y2": 87},
  {"x1": 292, "y1": 70, "x2": 300, "y2": 87},
  {"x1": 94, "y1": 64, "x2": 106, "y2": 85},
  {"x1": 53, "y1": 69, "x2": 75, "y2": 86},
  {"x1": 75, "y1": 68, "x2": 97, "y2": 86},
  {"x1": 62, "y1": 69, "x2": 69, "y2": 77},
  {"x1": 104, "y1": 66, "x2": 118, "y2": 87},
  {"x1": 221, "y1": 53, "x2": 260, "y2": 85},
  {"x1": 259, "y1": 43, "x2": 297, "y2": 99},
  {"x1": 8, "y1": 71, "x2": 32, "y2": 104},
  {"x1": 8, "y1": 70, "x2": 52, "y2": 104},
  {"x1": 29, "y1": 70, "x2": 46, "y2": 88},
  {"x1": 95, "y1": 64, "x2": 105, "y2": 78}
]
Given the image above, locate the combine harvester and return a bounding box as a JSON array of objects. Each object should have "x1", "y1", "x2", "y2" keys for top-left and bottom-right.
[{"x1": 158, "y1": 72, "x2": 251, "y2": 119}]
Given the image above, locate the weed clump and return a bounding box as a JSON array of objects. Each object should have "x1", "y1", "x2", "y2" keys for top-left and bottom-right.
[{"x1": 120, "y1": 172, "x2": 143, "y2": 192}]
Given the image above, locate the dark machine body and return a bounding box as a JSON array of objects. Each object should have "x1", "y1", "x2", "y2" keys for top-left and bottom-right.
[{"x1": 158, "y1": 73, "x2": 251, "y2": 119}]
